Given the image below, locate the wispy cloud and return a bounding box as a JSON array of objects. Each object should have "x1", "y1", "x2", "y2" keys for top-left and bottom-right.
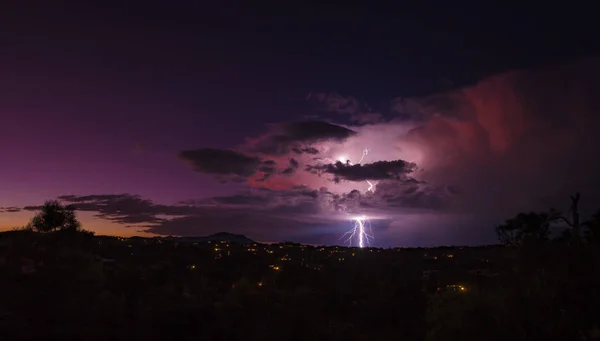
[{"x1": 0, "y1": 207, "x2": 21, "y2": 213}]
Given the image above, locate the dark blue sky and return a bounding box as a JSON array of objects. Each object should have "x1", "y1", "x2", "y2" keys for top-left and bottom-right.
[{"x1": 4, "y1": 2, "x2": 596, "y2": 123}]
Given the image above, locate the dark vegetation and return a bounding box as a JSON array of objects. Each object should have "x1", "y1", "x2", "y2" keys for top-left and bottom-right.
[{"x1": 1, "y1": 196, "x2": 600, "y2": 340}]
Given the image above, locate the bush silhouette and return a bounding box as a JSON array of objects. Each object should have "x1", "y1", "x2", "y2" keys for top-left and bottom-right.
[{"x1": 26, "y1": 200, "x2": 82, "y2": 233}]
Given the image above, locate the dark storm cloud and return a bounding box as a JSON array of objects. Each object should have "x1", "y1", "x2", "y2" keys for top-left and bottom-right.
[
  {"x1": 249, "y1": 121, "x2": 356, "y2": 155},
  {"x1": 179, "y1": 148, "x2": 261, "y2": 177},
  {"x1": 291, "y1": 147, "x2": 319, "y2": 155},
  {"x1": 0, "y1": 207, "x2": 21, "y2": 213},
  {"x1": 178, "y1": 148, "x2": 277, "y2": 180},
  {"x1": 306, "y1": 159, "x2": 417, "y2": 182},
  {"x1": 326, "y1": 180, "x2": 451, "y2": 213},
  {"x1": 35, "y1": 194, "x2": 198, "y2": 225},
  {"x1": 374, "y1": 180, "x2": 451, "y2": 210},
  {"x1": 177, "y1": 122, "x2": 357, "y2": 182},
  {"x1": 281, "y1": 158, "x2": 300, "y2": 175}
]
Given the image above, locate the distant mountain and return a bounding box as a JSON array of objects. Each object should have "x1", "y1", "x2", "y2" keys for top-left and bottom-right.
[{"x1": 159, "y1": 232, "x2": 255, "y2": 244}]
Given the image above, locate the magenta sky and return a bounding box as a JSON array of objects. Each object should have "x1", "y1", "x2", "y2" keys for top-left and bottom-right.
[{"x1": 1, "y1": 3, "x2": 599, "y2": 246}]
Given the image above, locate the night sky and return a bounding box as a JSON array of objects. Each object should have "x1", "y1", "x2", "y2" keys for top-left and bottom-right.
[{"x1": 1, "y1": 2, "x2": 600, "y2": 246}]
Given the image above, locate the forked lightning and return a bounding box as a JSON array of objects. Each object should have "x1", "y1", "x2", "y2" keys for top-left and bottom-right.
[
  {"x1": 323, "y1": 147, "x2": 376, "y2": 247},
  {"x1": 341, "y1": 215, "x2": 374, "y2": 248}
]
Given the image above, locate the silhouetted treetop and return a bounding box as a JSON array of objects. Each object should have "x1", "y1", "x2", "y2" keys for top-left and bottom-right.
[
  {"x1": 495, "y1": 210, "x2": 558, "y2": 247},
  {"x1": 27, "y1": 200, "x2": 81, "y2": 233}
]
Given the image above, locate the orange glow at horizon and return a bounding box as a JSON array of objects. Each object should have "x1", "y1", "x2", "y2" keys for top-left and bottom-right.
[{"x1": 0, "y1": 211, "x2": 148, "y2": 237}]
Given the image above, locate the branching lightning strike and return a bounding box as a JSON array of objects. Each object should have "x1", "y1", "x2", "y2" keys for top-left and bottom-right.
[
  {"x1": 315, "y1": 148, "x2": 377, "y2": 247},
  {"x1": 365, "y1": 180, "x2": 374, "y2": 192},
  {"x1": 341, "y1": 215, "x2": 374, "y2": 248},
  {"x1": 357, "y1": 148, "x2": 369, "y2": 164},
  {"x1": 321, "y1": 148, "x2": 374, "y2": 193},
  {"x1": 337, "y1": 148, "x2": 373, "y2": 192},
  {"x1": 357, "y1": 148, "x2": 374, "y2": 192},
  {"x1": 337, "y1": 148, "x2": 376, "y2": 248}
]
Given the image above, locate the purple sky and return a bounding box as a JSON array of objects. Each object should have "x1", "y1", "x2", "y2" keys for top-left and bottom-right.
[{"x1": 1, "y1": 2, "x2": 599, "y2": 246}]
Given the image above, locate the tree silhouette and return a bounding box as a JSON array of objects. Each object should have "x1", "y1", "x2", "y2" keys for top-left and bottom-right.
[
  {"x1": 583, "y1": 209, "x2": 600, "y2": 244},
  {"x1": 27, "y1": 200, "x2": 82, "y2": 233},
  {"x1": 495, "y1": 210, "x2": 558, "y2": 247},
  {"x1": 495, "y1": 193, "x2": 594, "y2": 247},
  {"x1": 553, "y1": 192, "x2": 582, "y2": 243},
  {"x1": 550, "y1": 193, "x2": 600, "y2": 245}
]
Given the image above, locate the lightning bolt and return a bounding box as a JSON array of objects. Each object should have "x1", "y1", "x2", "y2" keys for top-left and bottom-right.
[
  {"x1": 357, "y1": 148, "x2": 369, "y2": 164},
  {"x1": 358, "y1": 148, "x2": 375, "y2": 192},
  {"x1": 365, "y1": 180, "x2": 374, "y2": 192},
  {"x1": 323, "y1": 148, "x2": 376, "y2": 193},
  {"x1": 340, "y1": 215, "x2": 374, "y2": 248},
  {"x1": 318, "y1": 148, "x2": 374, "y2": 192},
  {"x1": 325, "y1": 148, "x2": 375, "y2": 247}
]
